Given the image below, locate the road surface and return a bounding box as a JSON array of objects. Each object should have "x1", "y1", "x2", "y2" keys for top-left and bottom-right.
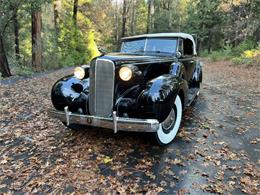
[{"x1": 0, "y1": 60, "x2": 259, "y2": 194}]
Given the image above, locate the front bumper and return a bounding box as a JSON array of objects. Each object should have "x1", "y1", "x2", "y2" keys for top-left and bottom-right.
[{"x1": 48, "y1": 107, "x2": 159, "y2": 133}]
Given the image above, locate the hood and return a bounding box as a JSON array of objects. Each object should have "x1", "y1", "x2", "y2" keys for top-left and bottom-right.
[{"x1": 97, "y1": 52, "x2": 176, "y2": 66}]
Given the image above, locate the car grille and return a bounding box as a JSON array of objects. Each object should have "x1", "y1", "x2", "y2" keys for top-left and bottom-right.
[{"x1": 89, "y1": 59, "x2": 115, "y2": 117}]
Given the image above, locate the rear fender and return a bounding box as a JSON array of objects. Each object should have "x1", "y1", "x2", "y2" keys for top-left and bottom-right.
[
  {"x1": 190, "y1": 60, "x2": 202, "y2": 88},
  {"x1": 170, "y1": 62, "x2": 186, "y2": 79},
  {"x1": 192, "y1": 60, "x2": 202, "y2": 82}
]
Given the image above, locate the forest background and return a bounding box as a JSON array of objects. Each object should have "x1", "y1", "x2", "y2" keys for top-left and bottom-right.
[{"x1": 0, "y1": 0, "x2": 259, "y2": 78}]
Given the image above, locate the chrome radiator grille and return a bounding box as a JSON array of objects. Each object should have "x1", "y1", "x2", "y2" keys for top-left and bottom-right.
[{"x1": 89, "y1": 59, "x2": 115, "y2": 117}]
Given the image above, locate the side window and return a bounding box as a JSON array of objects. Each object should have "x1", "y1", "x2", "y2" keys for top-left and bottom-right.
[
  {"x1": 183, "y1": 39, "x2": 194, "y2": 56},
  {"x1": 178, "y1": 39, "x2": 183, "y2": 55}
]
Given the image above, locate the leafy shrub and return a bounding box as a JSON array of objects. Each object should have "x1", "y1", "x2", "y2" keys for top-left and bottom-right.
[
  {"x1": 204, "y1": 40, "x2": 260, "y2": 67},
  {"x1": 14, "y1": 66, "x2": 34, "y2": 76},
  {"x1": 232, "y1": 40, "x2": 256, "y2": 56},
  {"x1": 58, "y1": 17, "x2": 89, "y2": 67},
  {"x1": 43, "y1": 52, "x2": 63, "y2": 70},
  {"x1": 232, "y1": 45, "x2": 260, "y2": 67},
  {"x1": 205, "y1": 45, "x2": 234, "y2": 61},
  {"x1": 208, "y1": 51, "x2": 223, "y2": 61}
]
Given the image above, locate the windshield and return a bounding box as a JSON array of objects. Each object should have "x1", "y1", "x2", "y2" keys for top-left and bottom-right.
[{"x1": 121, "y1": 38, "x2": 177, "y2": 55}]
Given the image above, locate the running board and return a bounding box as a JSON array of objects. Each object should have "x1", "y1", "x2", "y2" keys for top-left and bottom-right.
[{"x1": 187, "y1": 88, "x2": 200, "y2": 106}]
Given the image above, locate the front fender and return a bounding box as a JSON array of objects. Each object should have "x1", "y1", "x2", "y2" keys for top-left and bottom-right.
[
  {"x1": 51, "y1": 75, "x2": 89, "y2": 113},
  {"x1": 138, "y1": 74, "x2": 184, "y2": 122}
]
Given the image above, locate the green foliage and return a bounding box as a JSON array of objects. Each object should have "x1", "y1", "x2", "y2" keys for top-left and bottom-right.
[
  {"x1": 184, "y1": 0, "x2": 223, "y2": 52},
  {"x1": 41, "y1": 5, "x2": 62, "y2": 70},
  {"x1": 231, "y1": 40, "x2": 256, "y2": 56},
  {"x1": 231, "y1": 57, "x2": 260, "y2": 67},
  {"x1": 0, "y1": 0, "x2": 25, "y2": 33},
  {"x1": 232, "y1": 44, "x2": 260, "y2": 67},
  {"x1": 203, "y1": 45, "x2": 234, "y2": 61},
  {"x1": 58, "y1": 17, "x2": 88, "y2": 67},
  {"x1": 135, "y1": 0, "x2": 147, "y2": 34},
  {"x1": 29, "y1": 0, "x2": 51, "y2": 11},
  {"x1": 14, "y1": 65, "x2": 34, "y2": 76},
  {"x1": 1, "y1": 0, "x2": 103, "y2": 77},
  {"x1": 205, "y1": 41, "x2": 260, "y2": 67},
  {"x1": 86, "y1": 0, "x2": 119, "y2": 51},
  {"x1": 1, "y1": 0, "x2": 260, "y2": 78}
]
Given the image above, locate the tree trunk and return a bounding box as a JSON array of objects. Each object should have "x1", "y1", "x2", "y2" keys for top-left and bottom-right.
[
  {"x1": 121, "y1": 0, "x2": 127, "y2": 38},
  {"x1": 14, "y1": 10, "x2": 20, "y2": 61},
  {"x1": 254, "y1": 22, "x2": 260, "y2": 42},
  {"x1": 147, "y1": 0, "x2": 151, "y2": 33},
  {"x1": 207, "y1": 30, "x2": 212, "y2": 54},
  {"x1": 32, "y1": 9, "x2": 42, "y2": 71},
  {"x1": 114, "y1": 0, "x2": 120, "y2": 50},
  {"x1": 0, "y1": 35, "x2": 12, "y2": 77},
  {"x1": 53, "y1": 0, "x2": 61, "y2": 36},
  {"x1": 130, "y1": 0, "x2": 135, "y2": 35},
  {"x1": 73, "y1": 0, "x2": 78, "y2": 25}
]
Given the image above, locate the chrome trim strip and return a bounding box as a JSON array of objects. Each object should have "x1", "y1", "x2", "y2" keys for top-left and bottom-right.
[
  {"x1": 48, "y1": 109, "x2": 159, "y2": 133},
  {"x1": 94, "y1": 59, "x2": 97, "y2": 113},
  {"x1": 88, "y1": 62, "x2": 96, "y2": 115}
]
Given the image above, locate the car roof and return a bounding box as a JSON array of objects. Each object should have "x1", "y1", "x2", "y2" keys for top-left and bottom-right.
[{"x1": 122, "y1": 33, "x2": 197, "y2": 55}]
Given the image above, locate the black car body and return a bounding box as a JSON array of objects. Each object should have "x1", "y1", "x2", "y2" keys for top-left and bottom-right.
[{"x1": 49, "y1": 33, "x2": 202, "y2": 145}]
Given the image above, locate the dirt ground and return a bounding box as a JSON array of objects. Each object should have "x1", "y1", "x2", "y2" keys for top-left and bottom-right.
[{"x1": 0, "y1": 60, "x2": 259, "y2": 194}]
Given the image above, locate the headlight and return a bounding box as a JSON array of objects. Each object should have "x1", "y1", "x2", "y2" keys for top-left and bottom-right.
[
  {"x1": 74, "y1": 67, "x2": 85, "y2": 79},
  {"x1": 119, "y1": 66, "x2": 133, "y2": 81}
]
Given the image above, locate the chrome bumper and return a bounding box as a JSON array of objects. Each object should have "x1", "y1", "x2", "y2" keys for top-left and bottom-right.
[{"x1": 48, "y1": 107, "x2": 159, "y2": 133}]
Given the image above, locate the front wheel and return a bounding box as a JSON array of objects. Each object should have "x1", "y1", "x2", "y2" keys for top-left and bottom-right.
[{"x1": 155, "y1": 95, "x2": 182, "y2": 145}]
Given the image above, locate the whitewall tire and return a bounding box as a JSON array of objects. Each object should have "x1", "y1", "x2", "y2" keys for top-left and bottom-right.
[{"x1": 155, "y1": 95, "x2": 182, "y2": 145}]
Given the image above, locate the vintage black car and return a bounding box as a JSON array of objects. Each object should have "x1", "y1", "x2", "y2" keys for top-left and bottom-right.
[{"x1": 49, "y1": 33, "x2": 202, "y2": 145}]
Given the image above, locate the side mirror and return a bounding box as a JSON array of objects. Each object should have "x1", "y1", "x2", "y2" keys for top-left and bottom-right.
[
  {"x1": 98, "y1": 47, "x2": 107, "y2": 55},
  {"x1": 176, "y1": 51, "x2": 182, "y2": 58}
]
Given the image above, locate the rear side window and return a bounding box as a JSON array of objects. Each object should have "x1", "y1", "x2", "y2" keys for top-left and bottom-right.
[{"x1": 183, "y1": 39, "x2": 194, "y2": 56}]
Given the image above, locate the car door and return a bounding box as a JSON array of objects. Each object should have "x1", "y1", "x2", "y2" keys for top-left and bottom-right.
[{"x1": 178, "y1": 38, "x2": 196, "y2": 83}]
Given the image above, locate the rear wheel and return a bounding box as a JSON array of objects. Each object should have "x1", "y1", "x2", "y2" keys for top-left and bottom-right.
[{"x1": 155, "y1": 95, "x2": 182, "y2": 145}]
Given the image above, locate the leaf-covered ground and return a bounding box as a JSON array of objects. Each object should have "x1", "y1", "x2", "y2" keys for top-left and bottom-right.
[{"x1": 0, "y1": 60, "x2": 259, "y2": 194}]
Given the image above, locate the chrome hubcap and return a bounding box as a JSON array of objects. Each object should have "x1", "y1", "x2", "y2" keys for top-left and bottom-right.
[{"x1": 162, "y1": 107, "x2": 176, "y2": 133}]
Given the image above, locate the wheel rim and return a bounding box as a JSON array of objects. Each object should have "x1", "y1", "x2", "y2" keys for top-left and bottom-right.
[
  {"x1": 162, "y1": 106, "x2": 177, "y2": 133},
  {"x1": 156, "y1": 95, "x2": 182, "y2": 145}
]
